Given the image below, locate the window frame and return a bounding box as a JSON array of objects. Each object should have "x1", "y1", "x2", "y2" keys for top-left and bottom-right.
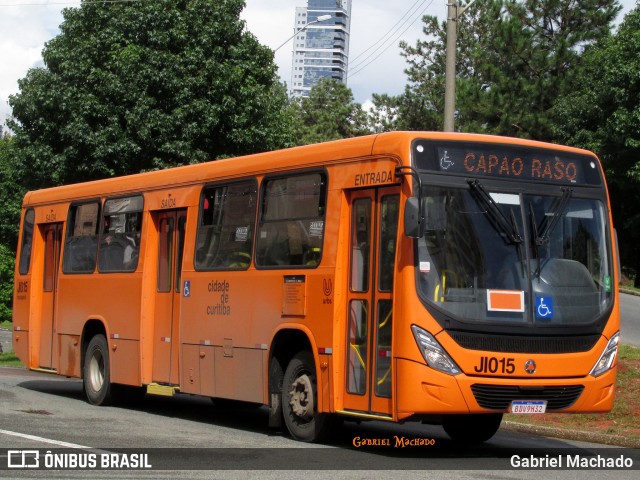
[
  {"x1": 62, "y1": 199, "x2": 101, "y2": 274},
  {"x1": 18, "y1": 208, "x2": 35, "y2": 275},
  {"x1": 97, "y1": 194, "x2": 144, "y2": 274},
  {"x1": 194, "y1": 178, "x2": 259, "y2": 272},
  {"x1": 255, "y1": 169, "x2": 328, "y2": 270}
]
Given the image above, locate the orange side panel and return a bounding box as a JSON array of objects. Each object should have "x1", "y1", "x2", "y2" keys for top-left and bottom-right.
[
  {"x1": 199, "y1": 345, "x2": 216, "y2": 398},
  {"x1": 179, "y1": 344, "x2": 217, "y2": 397},
  {"x1": 181, "y1": 344, "x2": 201, "y2": 395},
  {"x1": 214, "y1": 347, "x2": 264, "y2": 403},
  {"x1": 109, "y1": 339, "x2": 140, "y2": 386},
  {"x1": 318, "y1": 354, "x2": 332, "y2": 413},
  {"x1": 57, "y1": 334, "x2": 81, "y2": 377},
  {"x1": 13, "y1": 331, "x2": 29, "y2": 369}
]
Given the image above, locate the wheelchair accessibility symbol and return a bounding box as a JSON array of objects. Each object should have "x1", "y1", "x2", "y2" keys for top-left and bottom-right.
[{"x1": 536, "y1": 296, "x2": 553, "y2": 320}]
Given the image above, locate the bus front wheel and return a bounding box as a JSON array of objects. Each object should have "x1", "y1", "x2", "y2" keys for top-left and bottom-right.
[
  {"x1": 442, "y1": 413, "x2": 503, "y2": 443},
  {"x1": 282, "y1": 351, "x2": 331, "y2": 442},
  {"x1": 83, "y1": 334, "x2": 113, "y2": 406}
]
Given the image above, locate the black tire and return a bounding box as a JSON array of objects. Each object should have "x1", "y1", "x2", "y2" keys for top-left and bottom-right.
[
  {"x1": 83, "y1": 334, "x2": 113, "y2": 406},
  {"x1": 442, "y1": 413, "x2": 503, "y2": 443},
  {"x1": 282, "y1": 351, "x2": 332, "y2": 442}
]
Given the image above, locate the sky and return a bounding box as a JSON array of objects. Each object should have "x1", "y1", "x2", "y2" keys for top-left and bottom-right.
[{"x1": 0, "y1": 0, "x2": 637, "y2": 130}]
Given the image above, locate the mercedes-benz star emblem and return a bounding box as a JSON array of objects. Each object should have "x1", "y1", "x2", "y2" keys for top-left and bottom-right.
[{"x1": 524, "y1": 359, "x2": 537, "y2": 374}]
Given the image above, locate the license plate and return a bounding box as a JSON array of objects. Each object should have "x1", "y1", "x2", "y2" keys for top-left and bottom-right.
[{"x1": 509, "y1": 400, "x2": 547, "y2": 414}]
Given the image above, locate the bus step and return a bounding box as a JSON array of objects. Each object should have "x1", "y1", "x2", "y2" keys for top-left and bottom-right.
[
  {"x1": 146, "y1": 383, "x2": 178, "y2": 397},
  {"x1": 336, "y1": 410, "x2": 394, "y2": 421},
  {"x1": 32, "y1": 367, "x2": 58, "y2": 374}
]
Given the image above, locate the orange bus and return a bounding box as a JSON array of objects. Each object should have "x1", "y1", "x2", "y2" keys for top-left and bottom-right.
[{"x1": 12, "y1": 132, "x2": 620, "y2": 443}]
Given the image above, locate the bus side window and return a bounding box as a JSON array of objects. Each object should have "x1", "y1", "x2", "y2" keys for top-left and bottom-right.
[
  {"x1": 194, "y1": 180, "x2": 257, "y2": 270},
  {"x1": 18, "y1": 209, "x2": 35, "y2": 275},
  {"x1": 255, "y1": 172, "x2": 327, "y2": 268},
  {"x1": 98, "y1": 196, "x2": 143, "y2": 273},
  {"x1": 62, "y1": 202, "x2": 100, "y2": 274},
  {"x1": 378, "y1": 195, "x2": 399, "y2": 292}
]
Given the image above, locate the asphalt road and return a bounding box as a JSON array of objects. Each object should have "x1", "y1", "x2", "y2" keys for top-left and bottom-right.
[
  {"x1": 0, "y1": 367, "x2": 638, "y2": 480},
  {"x1": 620, "y1": 292, "x2": 640, "y2": 346},
  {"x1": 0, "y1": 327, "x2": 11, "y2": 355}
]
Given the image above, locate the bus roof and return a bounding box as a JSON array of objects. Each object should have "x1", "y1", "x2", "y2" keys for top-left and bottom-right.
[{"x1": 23, "y1": 131, "x2": 597, "y2": 207}]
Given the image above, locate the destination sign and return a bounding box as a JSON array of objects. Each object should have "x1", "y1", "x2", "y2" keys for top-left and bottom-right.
[{"x1": 412, "y1": 140, "x2": 602, "y2": 186}]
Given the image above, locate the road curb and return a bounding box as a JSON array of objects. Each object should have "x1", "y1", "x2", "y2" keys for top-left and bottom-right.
[
  {"x1": 620, "y1": 288, "x2": 640, "y2": 297},
  {"x1": 502, "y1": 420, "x2": 639, "y2": 448}
]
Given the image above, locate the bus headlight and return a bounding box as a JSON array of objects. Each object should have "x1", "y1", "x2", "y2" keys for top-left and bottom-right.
[
  {"x1": 411, "y1": 325, "x2": 461, "y2": 375},
  {"x1": 590, "y1": 332, "x2": 620, "y2": 377}
]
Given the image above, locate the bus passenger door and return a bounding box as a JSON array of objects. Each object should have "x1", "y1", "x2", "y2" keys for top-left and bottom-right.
[
  {"x1": 343, "y1": 187, "x2": 400, "y2": 416},
  {"x1": 152, "y1": 209, "x2": 187, "y2": 385},
  {"x1": 39, "y1": 222, "x2": 63, "y2": 369}
]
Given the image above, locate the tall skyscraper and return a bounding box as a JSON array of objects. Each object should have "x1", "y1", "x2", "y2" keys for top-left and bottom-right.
[{"x1": 290, "y1": 0, "x2": 352, "y2": 98}]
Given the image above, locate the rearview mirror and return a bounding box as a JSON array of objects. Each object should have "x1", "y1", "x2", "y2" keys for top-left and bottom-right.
[{"x1": 404, "y1": 197, "x2": 424, "y2": 238}]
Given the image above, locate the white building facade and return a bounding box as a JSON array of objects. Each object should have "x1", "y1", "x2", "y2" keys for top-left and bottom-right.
[{"x1": 290, "y1": 0, "x2": 352, "y2": 98}]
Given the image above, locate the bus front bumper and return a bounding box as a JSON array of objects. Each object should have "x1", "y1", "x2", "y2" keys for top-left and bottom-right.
[{"x1": 395, "y1": 358, "x2": 616, "y2": 421}]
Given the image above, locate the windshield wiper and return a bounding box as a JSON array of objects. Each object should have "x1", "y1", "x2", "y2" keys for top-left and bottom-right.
[
  {"x1": 529, "y1": 203, "x2": 542, "y2": 279},
  {"x1": 536, "y1": 187, "x2": 573, "y2": 245},
  {"x1": 510, "y1": 208, "x2": 525, "y2": 273},
  {"x1": 467, "y1": 179, "x2": 523, "y2": 245},
  {"x1": 529, "y1": 187, "x2": 573, "y2": 279}
]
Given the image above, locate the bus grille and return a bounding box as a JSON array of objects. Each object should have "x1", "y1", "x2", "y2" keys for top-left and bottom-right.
[
  {"x1": 470, "y1": 384, "x2": 585, "y2": 411},
  {"x1": 449, "y1": 332, "x2": 600, "y2": 354}
]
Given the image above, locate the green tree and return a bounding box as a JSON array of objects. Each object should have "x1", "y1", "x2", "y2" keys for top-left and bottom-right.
[
  {"x1": 366, "y1": 94, "x2": 401, "y2": 133},
  {"x1": 290, "y1": 79, "x2": 370, "y2": 145},
  {"x1": 0, "y1": 135, "x2": 21, "y2": 325},
  {"x1": 0, "y1": 244, "x2": 14, "y2": 324},
  {"x1": 399, "y1": 0, "x2": 620, "y2": 138},
  {"x1": 551, "y1": 6, "x2": 640, "y2": 285},
  {"x1": 9, "y1": 0, "x2": 293, "y2": 191},
  {"x1": 0, "y1": 135, "x2": 22, "y2": 249}
]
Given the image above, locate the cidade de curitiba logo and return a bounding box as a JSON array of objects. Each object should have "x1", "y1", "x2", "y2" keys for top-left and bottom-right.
[{"x1": 6, "y1": 450, "x2": 152, "y2": 470}]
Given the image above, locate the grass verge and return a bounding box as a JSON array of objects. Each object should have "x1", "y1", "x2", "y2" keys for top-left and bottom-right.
[{"x1": 0, "y1": 350, "x2": 23, "y2": 367}]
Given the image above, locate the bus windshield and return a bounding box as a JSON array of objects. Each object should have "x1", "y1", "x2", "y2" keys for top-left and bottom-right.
[{"x1": 416, "y1": 184, "x2": 613, "y2": 326}]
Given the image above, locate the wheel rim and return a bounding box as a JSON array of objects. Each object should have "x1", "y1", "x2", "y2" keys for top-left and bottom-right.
[
  {"x1": 88, "y1": 349, "x2": 105, "y2": 392},
  {"x1": 289, "y1": 373, "x2": 314, "y2": 422}
]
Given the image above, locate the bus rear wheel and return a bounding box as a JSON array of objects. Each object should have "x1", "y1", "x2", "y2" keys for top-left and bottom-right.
[
  {"x1": 83, "y1": 334, "x2": 113, "y2": 406},
  {"x1": 282, "y1": 351, "x2": 331, "y2": 442},
  {"x1": 442, "y1": 413, "x2": 503, "y2": 443}
]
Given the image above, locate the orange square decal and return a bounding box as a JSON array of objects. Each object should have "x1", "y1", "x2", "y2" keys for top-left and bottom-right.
[{"x1": 487, "y1": 290, "x2": 525, "y2": 312}]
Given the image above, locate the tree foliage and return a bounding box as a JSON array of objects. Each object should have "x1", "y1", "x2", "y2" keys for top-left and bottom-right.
[
  {"x1": 365, "y1": 94, "x2": 403, "y2": 133},
  {"x1": 0, "y1": 135, "x2": 22, "y2": 249},
  {"x1": 289, "y1": 79, "x2": 370, "y2": 146},
  {"x1": 550, "y1": 6, "x2": 640, "y2": 285},
  {"x1": 399, "y1": 0, "x2": 620, "y2": 138},
  {"x1": 9, "y1": 0, "x2": 293, "y2": 191},
  {"x1": 0, "y1": 136, "x2": 15, "y2": 323},
  {"x1": 0, "y1": 243, "x2": 14, "y2": 324},
  {"x1": 0, "y1": 136, "x2": 20, "y2": 324}
]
